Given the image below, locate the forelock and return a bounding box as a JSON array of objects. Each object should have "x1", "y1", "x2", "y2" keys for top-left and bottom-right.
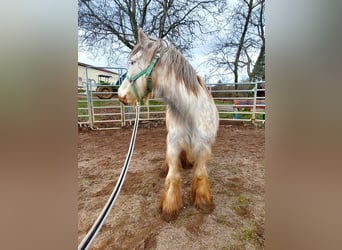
[
  {"x1": 130, "y1": 43, "x2": 143, "y2": 59},
  {"x1": 130, "y1": 39, "x2": 162, "y2": 62}
]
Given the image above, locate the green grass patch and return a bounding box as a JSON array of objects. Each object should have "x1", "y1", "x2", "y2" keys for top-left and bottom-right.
[
  {"x1": 148, "y1": 99, "x2": 163, "y2": 105},
  {"x1": 232, "y1": 222, "x2": 265, "y2": 248},
  {"x1": 146, "y1": 99, "x2": 166, "y2": 112},
  {"x1": 239, "y1": 227, "x2": 257, "y2": 242},
  {"x1": 78, "y1": 99, "x2": 89, "y2": 118},
  {"x1": 214, "y1": 215, "x2": 233, "y2": 227},
  {"x1": 92, "y1": 99, "x2": 121, "y2": 106},
  {"x1": 219, "y1": 111, "x2": 252, "y2": 120},
  {"x1": 232, "y1": 224, "x2": 260, "y2": 248},
  {"x1": 237, "y1": 194, "x2": 248, "y2": 205},
  {"x1": 78, "y1": 100, "x2": 88, "y2": 108},
  {"x1": 214, "y1": 99, "x2": 233, "y2": 105}
]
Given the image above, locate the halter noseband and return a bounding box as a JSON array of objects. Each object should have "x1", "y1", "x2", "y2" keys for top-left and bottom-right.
[{"x1": 125, "y1": 47, "x2": 167, "y2": 102}]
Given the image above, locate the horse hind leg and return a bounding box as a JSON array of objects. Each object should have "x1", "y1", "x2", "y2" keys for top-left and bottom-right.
[
  {"x1": 160, "y1": 150, "x2": 192, "y2": 177},
  {"x1": 180, "y1": 150, "x2": 193, "y2": 169},
  {"x1": 191, "y1": 152, "x2": 215, "y2": 213},
  {"x1": 160, "y1": 159, "x2": 169, "y2": 177}
]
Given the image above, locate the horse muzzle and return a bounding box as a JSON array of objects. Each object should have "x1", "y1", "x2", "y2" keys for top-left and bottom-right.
[{"x1": 118, "y1": 95, "x2": 128, "y2": 105}]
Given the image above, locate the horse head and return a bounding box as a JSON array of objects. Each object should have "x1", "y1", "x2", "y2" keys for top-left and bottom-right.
[{"x1": 118, "y1": 28, "x2": 162, "y2": 105}]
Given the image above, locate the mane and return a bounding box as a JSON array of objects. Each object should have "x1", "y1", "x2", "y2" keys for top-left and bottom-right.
[{"x1": 161, "y1": 46, "x2": 202, "y2": 95}]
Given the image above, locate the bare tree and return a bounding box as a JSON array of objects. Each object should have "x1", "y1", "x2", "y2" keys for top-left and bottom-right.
[
  {"x1": 248, "y1": 0, "x2": 265, "y2": 81},
  {"x1": 209, "y1": 0, "x2": 265, "y2": 82},
  {"x1": 78, "y1": 0, "x2": 225, "y2": 64}
]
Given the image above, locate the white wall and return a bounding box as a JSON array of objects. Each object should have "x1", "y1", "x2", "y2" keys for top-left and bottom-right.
[{"x1": 78, "y1": 65, "x2": 119, "y2": 90}]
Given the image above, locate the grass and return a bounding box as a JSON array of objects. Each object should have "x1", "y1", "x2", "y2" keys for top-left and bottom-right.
[
  {"x1": 239, "y1": 227, "x2": 257, "y2": 243},
  {"x1": 219, "y1": 111, "x2": 265, "y2": 120},
  {"x1": 219, "y1": 112, "x2": 234, "y2": 119},
  {"x1": 232, "y1": 194, "x2": 252, "y2": 219},
  {"x1": 78, "y1": 98, "x2": 120, "y2": 108},
  {"x1": 237, "y1": 194, "x2": 248, "y2": 205},
  {"x1": 219, "y1": 111, "x2": 253, "y2": 120},
  {"x1": 214, "y1": 215, "x2": 233, "y2": 227},
  {"x1": 77, "y1": 99, "x2": 89, "y2": 121},
  {"x1": 216, "y1": 188, "x2": 234, "y2": 197},
  {"x1": 231, "y1": 224, "x2": 260, "y2": 249},
  {"x1": 214, "y1": 99, "x2": 233, "y2": 105},
  {"x1": 146, "y1": 99, "x2": 166, "y2": 112}
]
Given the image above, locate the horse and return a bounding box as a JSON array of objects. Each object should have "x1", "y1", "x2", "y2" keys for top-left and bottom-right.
[{"x1": 118, "y1": 28, "x2": 219, "y2": 221}]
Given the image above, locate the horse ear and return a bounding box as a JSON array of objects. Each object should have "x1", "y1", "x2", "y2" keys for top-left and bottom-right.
[{"x1": 138, "y1": 28, "x2": 148, "y2": 43}]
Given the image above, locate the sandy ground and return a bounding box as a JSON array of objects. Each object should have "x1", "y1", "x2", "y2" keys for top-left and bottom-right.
[{"x1": 78, "y1": 124, "x2": 265, "y2": 249}]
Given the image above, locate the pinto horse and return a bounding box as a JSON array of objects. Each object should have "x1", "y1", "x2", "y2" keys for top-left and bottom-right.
[{"x1": 118, "y1": 29, "x2": 219, "y2": 221}]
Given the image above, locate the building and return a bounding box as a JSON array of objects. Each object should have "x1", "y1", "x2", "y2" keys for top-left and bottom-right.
[{"x1": 78, "y1": 62, "x2": 125, "y2": 90}]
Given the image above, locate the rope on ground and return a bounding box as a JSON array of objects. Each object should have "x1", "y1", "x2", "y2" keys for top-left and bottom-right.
[{"x1": 78, "y1": 104, "x2": 140, "y2": 250}]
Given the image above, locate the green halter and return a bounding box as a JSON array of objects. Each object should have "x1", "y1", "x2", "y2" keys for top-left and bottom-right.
[{"x1": 125, "y1": 47, "x2": 167, "y2": 103}]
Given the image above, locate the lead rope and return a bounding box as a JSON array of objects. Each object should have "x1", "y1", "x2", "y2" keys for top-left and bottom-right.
[{"x1": 78, "y1": 103, "x2": 141, "y2": 250}]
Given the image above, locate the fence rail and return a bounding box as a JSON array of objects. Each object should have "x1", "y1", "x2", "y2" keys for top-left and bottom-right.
[{"x1": 78, "y1": 67, "x2": 265, "y2": 130}]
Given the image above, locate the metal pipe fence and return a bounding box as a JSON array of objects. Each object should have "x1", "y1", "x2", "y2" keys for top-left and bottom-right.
[
  {"x1": 208, "y1": 82, "x2": 265, "y2": 124},
  {"x1": 78, "y1": 67, "x2": 265, "y2": 129}
]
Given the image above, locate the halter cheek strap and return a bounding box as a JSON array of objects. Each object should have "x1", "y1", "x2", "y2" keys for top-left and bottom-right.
[{"x1": 126, "y1": 47, "x2": 167, "y2": 102}]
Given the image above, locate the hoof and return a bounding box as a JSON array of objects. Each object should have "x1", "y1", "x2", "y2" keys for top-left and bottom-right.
[
  {"x1": 159, "y1": 206, "x2": 181, "y2": 222},
  {"x1": 191, "y1": 176, "x2": 215, "y2": 213},
  {"x1": 159, "y1": 200, "x2": 182, "y2": 222},
  {"x1": 160, "y1": 179, "x2": 183, "y2": 221},
  {"x1": 192, "y1": 196, "x2": 215, "y2": 214}
]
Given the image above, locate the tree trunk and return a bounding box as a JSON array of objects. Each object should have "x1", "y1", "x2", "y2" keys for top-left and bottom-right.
[
  {"x1": 250, "y1": 42, "x2": 265, "y2": 81},
  {"x1": 233, "y1": 0, "x2": 254, "y2": 84}
]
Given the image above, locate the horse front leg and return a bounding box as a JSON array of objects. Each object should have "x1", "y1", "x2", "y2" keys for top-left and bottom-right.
[
  {"x1": 160, "y1": 146, "x2": 183, "y2": 221},
  {"x1": 191, "y1": 153, "x2": 215, "y2": 213}
]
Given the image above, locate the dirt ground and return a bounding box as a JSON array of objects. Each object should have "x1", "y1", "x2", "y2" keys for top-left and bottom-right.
[{"x1": 78, "y1": 123, "x2": 265, "y2": 249}]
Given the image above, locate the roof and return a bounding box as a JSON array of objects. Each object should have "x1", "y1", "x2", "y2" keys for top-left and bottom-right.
[{"x1": 78, "y1": 62, "x2": 119, "y2": 76}]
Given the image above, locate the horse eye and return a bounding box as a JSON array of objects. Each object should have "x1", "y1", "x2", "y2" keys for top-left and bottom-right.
[{"x1": 130, "y1": 61, "x2": 136, "y2": 65}]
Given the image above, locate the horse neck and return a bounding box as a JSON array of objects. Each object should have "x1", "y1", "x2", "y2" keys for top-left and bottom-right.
[
  {"x1": 154, "y1": 73, "x2": 198, "y2": 122},
  {"x1": 152, "y1": 48, "x2": 203, "y2": 118}
]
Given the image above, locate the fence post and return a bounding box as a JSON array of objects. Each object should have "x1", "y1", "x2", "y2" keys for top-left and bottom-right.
[
  {"x1": 147, "y1": 101, "x2": 150, "y2": 120},
  {"x1": 252, "y1": 83, "x2": 257, "y2": 123},
  {"x1": 85, "y1": 67, "x2": 94, "y2": 129},
  {"x1": 120, "y1": 103, "x2": 125, "y2": 127}
]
